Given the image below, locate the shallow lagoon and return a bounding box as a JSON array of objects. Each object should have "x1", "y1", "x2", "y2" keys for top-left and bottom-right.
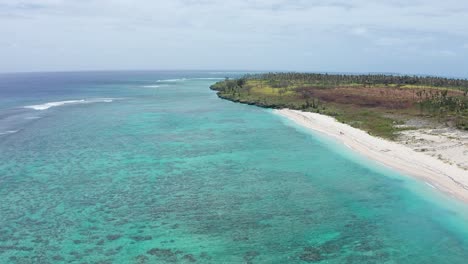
[{"x1": 1, "y1": 72, "x2": 468, "y2": 263}]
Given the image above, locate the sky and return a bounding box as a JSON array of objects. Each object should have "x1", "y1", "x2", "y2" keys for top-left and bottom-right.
[{"x1": 1, "y1": 0, "x2": 468, "y2": 76}]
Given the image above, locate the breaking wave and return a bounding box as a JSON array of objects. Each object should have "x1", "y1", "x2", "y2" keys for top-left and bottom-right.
[
  {"x1": 0, "y1": 130, "x2": 18, "y2": 136},
  {"x1": 24, "y1": 98, "x2": 116, "y2": 111}
]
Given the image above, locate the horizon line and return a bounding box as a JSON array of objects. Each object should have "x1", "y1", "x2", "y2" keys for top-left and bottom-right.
[{"x1": 1, "y1": 69, "x2": 467, "y2": 80}]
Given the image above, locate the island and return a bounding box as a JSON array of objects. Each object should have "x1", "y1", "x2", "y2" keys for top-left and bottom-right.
[{"x1": 211, "y1": 73, "x2": 468, "y2": 201}]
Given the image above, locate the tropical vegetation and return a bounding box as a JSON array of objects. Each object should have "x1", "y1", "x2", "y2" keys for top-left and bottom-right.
[{"x1": 211, "y1": 73, "x2": 468, "y2": 139}]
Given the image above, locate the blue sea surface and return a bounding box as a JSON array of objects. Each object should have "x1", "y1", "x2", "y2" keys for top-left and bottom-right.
[{"x1": 1, "y1": 71, "x2": 468, "y2": 263}]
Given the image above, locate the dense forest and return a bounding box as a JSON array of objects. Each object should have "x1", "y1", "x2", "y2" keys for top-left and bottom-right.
[{"x1": 211, "y1": 73, "x2": 468, "y2": 139}]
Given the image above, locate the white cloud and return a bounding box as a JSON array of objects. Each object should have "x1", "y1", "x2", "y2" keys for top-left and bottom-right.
[
  {"x1": 437, "y1": 50, "x2": 456, "y2": 56},
  {"x1": 350, "y1": 27, "x2": 368, "y2": 36},
  {"x1": 0, "y1": 0, "x2": 468, "y2": 75},
  {"x1": 374, "y1": 35, "x2": 434, "y2": 46}
]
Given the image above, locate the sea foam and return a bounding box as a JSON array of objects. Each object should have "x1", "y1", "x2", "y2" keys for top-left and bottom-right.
[
  {"x1": 0, "y1": 130, "x2": 18, "y2": 136},
  {"x1": 24, "y1": 98, "x2": 115, "y2": 111},
  {"x1": 156, "y1": 78, "x2": 186, "y2": 82},
  {"x1": 154, "y1": 77, "x2": 223, "y2": 83},
  {"x1": 191, "y1": 78, "x2": 225, "y2": 80}
]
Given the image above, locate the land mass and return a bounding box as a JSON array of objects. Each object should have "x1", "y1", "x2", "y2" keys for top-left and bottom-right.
[{"x1": 210, "y1": 73, "x2": 468, "y2": 201}]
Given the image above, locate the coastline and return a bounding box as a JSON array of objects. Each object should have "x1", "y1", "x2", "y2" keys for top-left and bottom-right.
[{"x1": 275, "y1": 109, "x2": 468, "y2": 203}]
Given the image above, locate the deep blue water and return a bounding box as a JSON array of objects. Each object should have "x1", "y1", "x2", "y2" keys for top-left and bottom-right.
[{"x1": 1, "y1": 71, "x2": 468, "y2": 263}]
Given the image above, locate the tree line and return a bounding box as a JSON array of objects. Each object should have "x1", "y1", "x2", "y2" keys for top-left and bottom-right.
[{"x1": 243, "y1": 72, "x2": 468, "y2": 90}]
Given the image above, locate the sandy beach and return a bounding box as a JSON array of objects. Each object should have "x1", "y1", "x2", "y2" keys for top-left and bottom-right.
[{"x1": 276, "y1": 109, "x2": 468, "y2": 202}]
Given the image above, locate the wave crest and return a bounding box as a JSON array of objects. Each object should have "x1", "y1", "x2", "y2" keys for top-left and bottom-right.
[
  {"x1": 191, "y1": 78, "x2": 225, "y2": 80},
  {"x1": 24, "y1": 98, "x2": 116, "y2": 111},
  {"x1": 0, "y1": 130, "x2": 18, "y2": 136},
  {"x1": 156, "y1": 78, "x2": 186, "y2": 82}
]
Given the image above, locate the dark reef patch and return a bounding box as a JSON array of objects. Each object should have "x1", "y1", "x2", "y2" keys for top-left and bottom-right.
[
  {"x1": 106, "y1": 234, "x2": 122, "y2": 241},
  {"x1": 131, "y1": 235, "x2": 152, "y2": 241},
  {"x1": 243, "y1": 251, "x2": 259, "y2": 263},
  {"x1": 299, "y1": 247, "x2": 323, "y2": 262},
  {"x1": 147, "y1": 248, "x2": 183, "y2": 262},
  {"x1": 182, "y1": 253, "x2": 197, "y2": 262}
]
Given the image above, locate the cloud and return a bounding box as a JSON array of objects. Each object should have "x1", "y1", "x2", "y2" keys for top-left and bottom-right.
[
  {"x1": 350, "y1": 27, "x2": 368, "y2": 36},
  {"x1": 0, "y1": 0, "x2": 468, "y2": 76},
  {"x1": 436, "y1": 50, "x2": 456, "y2": 56},
  {"x1": 374, "y1": 34, "x2": 435, "y2": 47}
]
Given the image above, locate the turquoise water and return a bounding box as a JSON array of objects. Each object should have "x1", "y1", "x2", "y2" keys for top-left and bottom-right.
[{"x1": 1, "y1": 71, "x2": 468, "y2": 263}]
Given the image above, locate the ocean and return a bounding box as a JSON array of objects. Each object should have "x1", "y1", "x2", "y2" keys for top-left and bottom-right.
[{"x1": 1, "y1": 71, "x2": 468, "y2": 263}]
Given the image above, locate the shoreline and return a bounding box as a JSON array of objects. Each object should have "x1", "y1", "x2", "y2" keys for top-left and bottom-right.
[{"x1": 275, "y1": 109, "x2": 468, "y2": 203}]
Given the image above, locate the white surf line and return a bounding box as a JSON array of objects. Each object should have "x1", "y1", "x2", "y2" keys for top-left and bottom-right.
[{"x1": 24, "y1": 98, "x2": 117, "y2": 111}]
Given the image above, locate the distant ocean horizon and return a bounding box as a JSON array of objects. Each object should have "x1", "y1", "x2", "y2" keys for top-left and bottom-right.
[
  {"x1": 1, "y1": 71, "x2": 468, "y2": 263},
  {"x1": 2, "y1": 69, "x2": 467, "y2": 79}
]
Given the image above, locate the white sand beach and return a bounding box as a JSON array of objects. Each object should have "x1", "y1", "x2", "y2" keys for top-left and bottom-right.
[{"x1": 276, "y1": 109, "x2": 468, "y2": 202}]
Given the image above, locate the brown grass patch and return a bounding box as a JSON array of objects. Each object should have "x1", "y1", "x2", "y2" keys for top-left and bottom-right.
[{"x1": 297, "y1": 86, "x2": 463, "y2": 109}]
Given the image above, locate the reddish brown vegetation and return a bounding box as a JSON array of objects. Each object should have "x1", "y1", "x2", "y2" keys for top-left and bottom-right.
[{"x1": 297, "y1": 86, "x2": 463, "y2": 109}]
